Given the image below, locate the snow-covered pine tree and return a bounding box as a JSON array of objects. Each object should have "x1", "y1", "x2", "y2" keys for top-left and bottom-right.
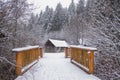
[
  {"x1": 50, "y1": 3, "x2": 68, "y2": 31},
  {"x1": 76, "y1": 0, "x2": 85, "y2": 15},
  {"x1": 68, "y1": 0, "x2": 76, "y2": 17}
]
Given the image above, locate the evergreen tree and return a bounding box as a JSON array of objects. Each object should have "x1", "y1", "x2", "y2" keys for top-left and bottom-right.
[
  {"x1": 76, "y1": 0, "x2": 85, "y2": 15},
  {"x1": 50, "y1": 3, "x2": 67, "y2": 31},
  {"x1": 85, "y1": 0, "x2": 94, "y2": 10},
  {"x1": 40, "y1": 6, "x2": 53, "y2": 30},
  {"x1": 38, "y1": 11, "x2": 43, "y2": 25},
  {"x1": 68, "y1": 0, "x2": 76, "y2": 16}
]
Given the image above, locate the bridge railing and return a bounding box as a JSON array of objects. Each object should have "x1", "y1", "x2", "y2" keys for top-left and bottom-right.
[
  {"x1": 12, "y1": 46, "x2": 42, "y2": 76},
  {"x1": 70, "y1": 45, "x2": 97, "y2": 74}
]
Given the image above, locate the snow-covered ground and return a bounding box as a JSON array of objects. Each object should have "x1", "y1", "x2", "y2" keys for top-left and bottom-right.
[{"x1": 15, "y1": 53, "x2": 101, "y2": 80}]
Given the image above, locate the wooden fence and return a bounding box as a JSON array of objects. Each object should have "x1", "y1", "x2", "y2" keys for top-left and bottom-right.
[
  {"x1": 12, "y1": 46, "x2": 42, "y2": 76},
  {"x1": 70, "y1": 45, "x2": 97, "y2": 74}
]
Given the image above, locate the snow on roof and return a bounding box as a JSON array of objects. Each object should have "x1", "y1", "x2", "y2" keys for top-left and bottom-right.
[
  {"x1": 70, "y1": 45, "x2": 97, "y2": 51},
  {"x1": 49, "y1": 39, "x2": 68, "y2": 47},
  {"x1": 12, "y1": 45, "x2": 39, "y2": 52}
]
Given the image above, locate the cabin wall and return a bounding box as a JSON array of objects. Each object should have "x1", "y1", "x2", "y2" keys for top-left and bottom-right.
[
  {"x1": 45, "y1": 41, "x2": 55, "y2": 52},
  {"x1": 45, "y1": 40, "x2": 65, "y2": 53}
]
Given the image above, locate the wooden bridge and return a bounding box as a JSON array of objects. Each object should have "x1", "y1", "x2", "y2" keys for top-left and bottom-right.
[{"x1": 13, "y1": 45, "x2": 100, "y2": 80}]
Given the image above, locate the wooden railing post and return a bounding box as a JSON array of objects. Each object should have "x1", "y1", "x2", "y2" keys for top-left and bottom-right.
[
  {"x1": 65, "y1": 47, "x2": 70, "y2": 58},
  {"x1": 16, "y1": 52, "x2": 22, "y2": 76},
  {"x1": 65, "y1": 47, "x2": 68, "y2": 58},
  {"x1": 88, "y1": 51, "x2": 94, "y2": 74},
  {"x1": 39, "y1": 47, "x2": 43, "y2": 58}
]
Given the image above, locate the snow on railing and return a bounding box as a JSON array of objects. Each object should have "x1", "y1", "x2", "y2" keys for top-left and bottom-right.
[
  {"x1": 70, "y1": 45, "x2": 97, "y2": 51},
  {"x1": 12, "y1": 45, "x2": 43, "y2": 76},
  {"x1": 70, "y1": 45, "x2": 97, "y2": 74},
  {"x1": 12, "y1": 45, "x2": 39, "y2": 52}
]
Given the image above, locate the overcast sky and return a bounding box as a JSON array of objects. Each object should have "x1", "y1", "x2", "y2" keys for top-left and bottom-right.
[{"x1": 27, "y1": 0, "x2": 79, "y2": 13}]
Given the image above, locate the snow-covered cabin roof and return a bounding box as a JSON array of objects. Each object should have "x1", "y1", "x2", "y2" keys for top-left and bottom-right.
[{"x1": 48, "y1": 39, "x2": 68, "y2": 47}]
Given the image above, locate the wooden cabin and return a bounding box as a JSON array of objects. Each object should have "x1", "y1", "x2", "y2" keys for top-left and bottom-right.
[{"x1": 45, "y1": 39, "x2": 68, "y2": 53}]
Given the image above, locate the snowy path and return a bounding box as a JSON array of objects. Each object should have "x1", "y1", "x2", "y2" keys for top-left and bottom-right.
[{"x1": 15, "y1": 53, "x2": 101, "y2": 80}]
